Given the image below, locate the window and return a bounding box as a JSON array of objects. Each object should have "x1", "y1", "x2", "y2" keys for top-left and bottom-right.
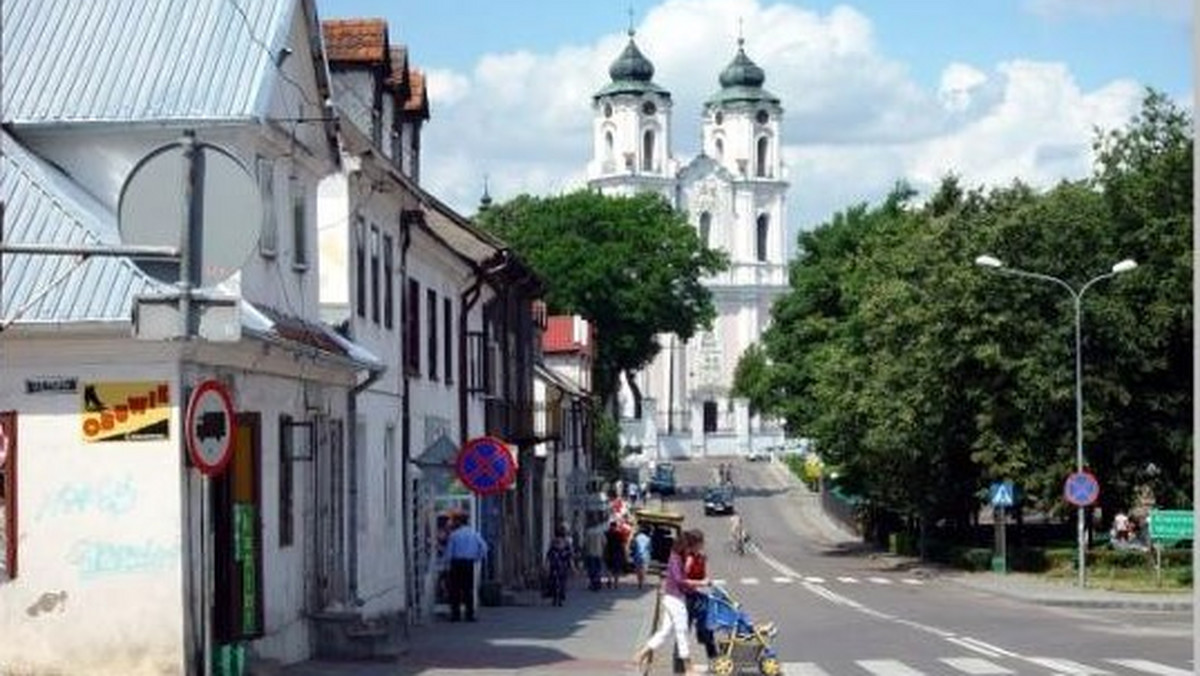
[
  {"x1": 603, "y1": 103, "x2": 613, "y2": 118},
  {"x1": 1, "y1": 412, "x2": 16, "y2": 580},
  {"x1": 642, "y1": 101, "x2": 657, "y2": 116},
  {"x1": 290, "y1": 174, "x2": 308, "y2": 271},
  {"x1": 405, "y1": 279, "x2": 421, "y2": 374},
  {"x1": 756, "y1": 137, "x2": 769, "y2": 178},
  {"x1": 427, "y1": 289, "x2": 438, "y2": 380},
  {"x1": 384, "y1": 425, "x2": 396, "y2": 527},
  {"x1": 278, "y1": 415, "x2": 294, "y2": 547},
  {"x1": 604, "y1": 131, "x2": 614, "y2": 163},
  {"x1": 443, "y1": 297, "x2": 453, "y2": 384},
  {"x1": 756, "y1": 214, "x2": 769, "y2": 262},
  {"x1": 383, "y1": 234, "x2": 394, "y2": 329},
  {"x1": 715, "y1": 138, "x2": 724, "y2": 162},
  {"x1": 714, "y1": 111, "x2": 724, "y2": 125},
  {"x1": 370, "y1": 225, "x2": 381, "y2": 324},
  {"x1": 256, "y1": 156, "x2": 277, "y2": 257},
  {"x1": 756, "y1": 109, "x2": 770, "y2": 124},
  {"x1": 642, "y1": 130, "x2": 655, "y2": 171},
  {"x1": 355, "y1": 218, "x2": 366, "y2": 317},
  {"x1": 699, "y1": 212, "x2": 712, "y2": 248}
]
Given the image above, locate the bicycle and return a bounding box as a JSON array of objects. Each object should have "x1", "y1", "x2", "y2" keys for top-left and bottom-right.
[{"x1": 728, "y1": 527, "x2": 750, "y2": 556}]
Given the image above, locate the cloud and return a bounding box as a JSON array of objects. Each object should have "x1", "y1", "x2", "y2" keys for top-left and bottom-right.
[{"x1": 417, "y1": 0, "x2": 1160, "y2": 243}]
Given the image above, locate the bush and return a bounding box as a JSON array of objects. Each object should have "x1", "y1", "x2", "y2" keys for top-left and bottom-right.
[
  {"x1": 953, "y1": 547, "x2": 993, "y2": 572},
  {"x1": 1009, "y1": 547, "x2": 1049, "y2": 573}
]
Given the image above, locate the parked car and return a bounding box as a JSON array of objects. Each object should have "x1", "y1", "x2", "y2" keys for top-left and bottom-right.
[
  {"x1": 746, "y1": 448, "x2": 770, "y2": 462},
  {"x1": 703, "y1": 485, "x2": 735, "y2": 516},
  {"x1": 648, "y1": 462, "x2": 676, "y2": 496}
]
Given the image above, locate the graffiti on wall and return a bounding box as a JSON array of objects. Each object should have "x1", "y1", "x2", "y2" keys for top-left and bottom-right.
[
  {"x1": 67, "y1": 538, "x2": 180, "y2": 581},
  {"x1": 36, "y1": 475, "x2": 137, "y2": 521}
]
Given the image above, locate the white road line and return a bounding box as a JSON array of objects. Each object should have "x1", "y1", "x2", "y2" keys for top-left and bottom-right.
[
  {"x1": 803, "y1": 576, "x2": 826, "y2": 584},
  {"x1": 1106, "y1": 659, "x2": 1192, "y2": 676},
  {"x1": 857, "y1": 659, "x2": 927, "y2": 675},
  {"x1": 940, "y1": 657, "x2": 1015, "y2": 674},
  {"x1": 952, "y1": 637, "x2": 1019, "y2": 658},
  {"x1": 837, "y1": 576, "x2": 859, "y2": 583},
  {"x1": 868, "y1": 576, "x2": 893, "y2": 584},
  {"x1": 1025, "y1": 657, "x2": 1112, "y2": 674},
  {"x1": 780, "y1": 663, "x2": 833, "y2": 676},
  {"x1": 771, "y1": 576, "x2": 792, "y2": 584},
  {"x1": 901, "y1": 578, "x2": 923, "y2": 585},
  {"x1": 711, "y1": 578, "x2": 727, "y2": 586},
  {"x1": 742, "y1": 577, "x2": 760, "y2": 585}
]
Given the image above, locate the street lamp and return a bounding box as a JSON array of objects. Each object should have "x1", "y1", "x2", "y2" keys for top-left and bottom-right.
[{"x1": 974, "y1": 254, "x2": 1137, "y2": 587}]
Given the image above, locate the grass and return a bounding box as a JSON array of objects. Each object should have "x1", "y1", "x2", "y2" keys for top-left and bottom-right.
[{"x1": 1039, "y1": 558, "x2": 1192, "y2": 592}]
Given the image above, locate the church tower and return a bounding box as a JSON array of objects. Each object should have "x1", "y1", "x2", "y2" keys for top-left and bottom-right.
[{"x1": 587, "y1": 30, "x2": 678, "y2": 201}]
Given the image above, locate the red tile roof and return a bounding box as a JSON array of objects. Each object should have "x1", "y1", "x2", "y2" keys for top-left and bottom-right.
[
  {"x1": 403, "y1": 69, "x2": 429, "y2": 117},
  {"x1": 322, "y1": 19, "x2": 389, "y2": 63},
  {"x1": 543, "y1": 316, "x2": 590, "y2": 355}
]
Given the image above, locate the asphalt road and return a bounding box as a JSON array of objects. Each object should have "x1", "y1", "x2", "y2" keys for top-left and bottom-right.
[{"x1": 655, "y1": 457, "x2": 1192, "y2": 676}]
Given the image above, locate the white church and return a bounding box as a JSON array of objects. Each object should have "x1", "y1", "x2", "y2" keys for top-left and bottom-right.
[{"x1": 588, "y1": 31, "x2": 790, "y2": 458}]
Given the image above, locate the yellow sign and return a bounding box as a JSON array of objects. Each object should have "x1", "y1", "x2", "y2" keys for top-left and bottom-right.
[{"x1": 81, "y1": 382, "x2": 171, "y2": 442}]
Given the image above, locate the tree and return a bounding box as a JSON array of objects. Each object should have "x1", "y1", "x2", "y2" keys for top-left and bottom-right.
[{"x1": 475, "y1": 190, "x2": 728, "y2": 413}]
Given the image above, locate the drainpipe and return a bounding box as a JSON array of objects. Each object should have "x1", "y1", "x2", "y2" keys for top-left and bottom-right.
[
  {"x1": 399, "y1": 211, "x2": 415, "y2": 619},
  {"x1": 347, "y1": 358, "x2": 385, "y2": 606}
]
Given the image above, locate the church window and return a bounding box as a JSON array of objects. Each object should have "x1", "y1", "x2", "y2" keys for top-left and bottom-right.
[
  {"x1": 756, "y1": 137, "x2": 769, "y2": 178},
  {"x1": 603, "y1": 103, "x2": 613, "y2": 118},
  {"x1": 715, "y1": 138, "x2": 724, "y2": 161},
  {"x1": 756, "y1": 109, "x2": 770, "y2": 124},
  {"x1": 699, "y1": 212, "x2": 711, "y2": 247},
  {"x1": 756, "y1": 214, "x2": 769, "y2": 262},
  {"x1": 604, "y1": 131, "x2": 614, "y2": 163},
  {"x1": 642, "y1": 100, "x2": 657, "y2": 116},
  {"x1": 642, "y1": 130, "x2": 655, "y2": 172},
  {"x1": 714, "y1": 111, "x2": 724, "y2": 125}
]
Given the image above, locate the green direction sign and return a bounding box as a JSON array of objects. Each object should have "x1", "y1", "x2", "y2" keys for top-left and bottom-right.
[{"x1": 1148, "y1": 509, "x2": 1193, "y2": 541}]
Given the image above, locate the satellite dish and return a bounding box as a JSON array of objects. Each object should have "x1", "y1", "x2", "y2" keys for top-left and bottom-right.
[{"x1": 119, "y1": 140, "x2": 261, "y2": 287}]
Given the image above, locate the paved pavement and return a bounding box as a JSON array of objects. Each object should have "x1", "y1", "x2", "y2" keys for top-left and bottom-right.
[{"x1": 273, "y1": 458, "x2": 1192, "y2": 676}]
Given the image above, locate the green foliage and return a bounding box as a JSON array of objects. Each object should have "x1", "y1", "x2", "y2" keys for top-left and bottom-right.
[
  {"x1": 590, "y1": 401, "x2": 622, "y2": 477},
  {"x1": 757, "y1": 90, "x2": 1192, "y2": 538},
  {"x1": 475, "y1": 190, "x2": 728, "y2": 408}
]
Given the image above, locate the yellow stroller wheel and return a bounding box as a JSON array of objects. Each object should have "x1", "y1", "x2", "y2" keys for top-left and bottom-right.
[
  {"x1": 758, "y1": 656, "x2": 781, "y2": 676},
  {"x1": 711, "y1": 655, "x2": 735, "y2": 676}
]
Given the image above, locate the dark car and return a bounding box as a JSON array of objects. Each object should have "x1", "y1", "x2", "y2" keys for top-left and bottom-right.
[
  {"x1": 648, "y1": 463, "x2": 676, "y2": 496},
  {"x1": 703, "y1": 485, "x2": 735, "y2": 516}
]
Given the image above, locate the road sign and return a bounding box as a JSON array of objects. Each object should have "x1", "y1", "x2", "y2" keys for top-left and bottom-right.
[
  {"x1": 455, "y1": 436, "x2": 516, "y2": 496},
  {"x1": 0, "y1": 419, "x2": 9, "y2": 469},
  {"x1": 989, "y1": 481, "x2": 1014, "y2": 508},
  {"x1": 1063, "y1": 470, "x2": 1099, "y2": 507},
  {"x1": 186, "y1": 379, "x2": 236, "y2": 477},
  {"x1": 1149, "y1": 509, "x2": 1194, "y2": 541}
]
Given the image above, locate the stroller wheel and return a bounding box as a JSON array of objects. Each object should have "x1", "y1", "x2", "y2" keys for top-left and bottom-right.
[
  {"x1": 711, "y1": 656, "x2": 735, "y2": 676},
  {"x1": 758, "y1": 656, "x2": 781, "y2": 676}
]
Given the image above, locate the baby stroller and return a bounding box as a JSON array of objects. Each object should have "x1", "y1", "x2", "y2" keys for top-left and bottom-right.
[{"x1": 704, "y1": 586, "x2": 780, "y2": 676}]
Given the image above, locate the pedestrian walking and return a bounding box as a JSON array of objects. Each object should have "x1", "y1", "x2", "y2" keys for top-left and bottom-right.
[
  {"x1": 604, "y1": 519, "x2": 627, "y2": 588},
  {"x1": 444, "y1": 511, "x2": 487, "y2": 622},
  {"x1": 545, "y1": 525, "x2": 573, "y2": 606},
  {"x1": 631, "y1": 525, "x2": 652, "y2": 590},
  {"x1": 634, "y1": 530, "x2": 709, "y2": 675},
  {"x1": 683, "y1": 530, "x2": 719, "y2": 665}
]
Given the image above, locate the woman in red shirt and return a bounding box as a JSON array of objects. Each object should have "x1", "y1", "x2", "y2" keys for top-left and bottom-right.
[
  {"x1": 684, "y1": 529, "x2": 719, "y2": 663},
  {"x1": 634, "y1": 530, "x2": 708, "y2": 675}
]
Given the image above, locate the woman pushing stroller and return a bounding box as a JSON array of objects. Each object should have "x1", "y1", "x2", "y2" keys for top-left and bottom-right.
[{"x1": 634, "y1": 529, "x2": 710, "y2": 675}]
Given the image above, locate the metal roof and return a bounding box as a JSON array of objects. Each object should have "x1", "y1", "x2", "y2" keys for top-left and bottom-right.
[
  {"x1": 2, "y1": 0, "x2": 292, "y2": 125},
  {"x1": 1, "y1": 131, "x2": 167, "y2": 325}
]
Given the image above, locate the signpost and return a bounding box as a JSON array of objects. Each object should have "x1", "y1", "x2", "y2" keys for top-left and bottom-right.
[
  {"x1": 455, "y1": 436, "x2": 517, "y2": 496},
  {"x1": 1063, "y1": 470, "x2": 1099, "y2": 507},
  {"x1": 1148, "y1": 509, "x2": 1193, "y2": 587},
  {"x1": 185, "y1": 379, "x2": 236, "y2": 477},
  {"x1": 989, "y1": 480, "x2": 1014, "y2": 573}
]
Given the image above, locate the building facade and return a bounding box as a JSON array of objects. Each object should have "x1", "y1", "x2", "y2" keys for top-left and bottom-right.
[{"x1": 587, "y1": 32, "x2": 789, "y2": 456}]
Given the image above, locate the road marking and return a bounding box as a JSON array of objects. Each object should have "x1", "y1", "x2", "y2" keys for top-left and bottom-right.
[
  {"x1": 940, "y1": 657, "x2": 1015, "y2": 674},
  {"x1": 771, "y1": 576, "x2": 792, "y2": 584},
  {"x1": 803, "y1": 576, "x2": 826, "y2": 584},
  {"x1": 868, "y1": 576, "x2": 893, "y2": 584},
  {"x1": 951, "y1": 637, "x2": 1019, "y2": 658},
  {"x1": 1106, "y1": 659, "x2": 1191, "y2": 675},
  {"x1": 901, "y1": 578, "x2": 923, "y2": 585},
  {"x1": 780, "y1": 663, "x2": 832, "y2": 676},
  {"x1": 742, "y1": 577, "x2": 760, "y2": 585},
  {"x1": 837, "y1": 576, "x2": 859, "y2": 583},
  {"x1": 711, "y1": 578, "x2": 727, "y2": 586},
  {"x1": 858, "y1": 659, "x2": 927, "y2": 675},
  {"x1": 1025, "y1": 657, "x2": 1112, "y2": 674}
]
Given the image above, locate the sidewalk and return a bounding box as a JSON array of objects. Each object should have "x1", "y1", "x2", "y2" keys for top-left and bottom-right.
[{"x1": 277, "y1": 579, "x2": 665, "y2": 676}]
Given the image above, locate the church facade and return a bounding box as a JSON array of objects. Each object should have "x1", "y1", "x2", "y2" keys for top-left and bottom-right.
[{"x1": 587, "y1": 32, "x2": 789, "y2": 456}]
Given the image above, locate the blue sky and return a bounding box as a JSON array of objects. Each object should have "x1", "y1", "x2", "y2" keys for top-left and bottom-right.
[{"x1": 318, "y1": 0, "x2": 1192, "y2": 237}]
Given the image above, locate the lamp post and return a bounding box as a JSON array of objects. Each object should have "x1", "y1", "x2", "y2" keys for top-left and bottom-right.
[{"x1": 974, "y1": 255, "x2": 1137, "y2": 587}]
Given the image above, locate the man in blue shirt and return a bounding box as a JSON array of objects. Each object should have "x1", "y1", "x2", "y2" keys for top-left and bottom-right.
[{"x1": 445, "y1": 512, "x2": 488, "y2": 622}]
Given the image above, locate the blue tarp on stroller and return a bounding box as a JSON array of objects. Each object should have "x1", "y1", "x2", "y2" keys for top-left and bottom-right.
[{"x1": 704, "y1": 586, "x2": 780, "y2": 676}]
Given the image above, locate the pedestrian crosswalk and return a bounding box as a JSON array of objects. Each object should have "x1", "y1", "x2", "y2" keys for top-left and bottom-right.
[
  {"x1": 712, "y1": 575, "x2": 925, "y2": 587},
  {"x1": 771, "y1": 656, "x2": 1191, "y2": 675}
]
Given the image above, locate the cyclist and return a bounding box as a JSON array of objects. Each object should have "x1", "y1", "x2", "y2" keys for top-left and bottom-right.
[{"x1": 729, "y1": 514, "x2": 748, "y2": 555}]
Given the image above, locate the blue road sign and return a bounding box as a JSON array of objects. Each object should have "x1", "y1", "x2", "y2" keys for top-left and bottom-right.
[
  {"x1": 1063, "y1": 470, "x2": 1100, "y2": 507},
  {"x1": 990, "y1": 481, "x2": 1014, "y2": 508}
]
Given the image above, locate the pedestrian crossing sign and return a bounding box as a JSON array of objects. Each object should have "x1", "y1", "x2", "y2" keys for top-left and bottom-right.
[{"x1": 990, "y1": 480, "x2": 1014, "y2": 508}]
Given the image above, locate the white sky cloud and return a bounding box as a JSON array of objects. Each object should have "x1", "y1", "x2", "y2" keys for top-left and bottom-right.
[{"x1": 417, "y1": 0, "x2": 1164, "y2": 243}]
